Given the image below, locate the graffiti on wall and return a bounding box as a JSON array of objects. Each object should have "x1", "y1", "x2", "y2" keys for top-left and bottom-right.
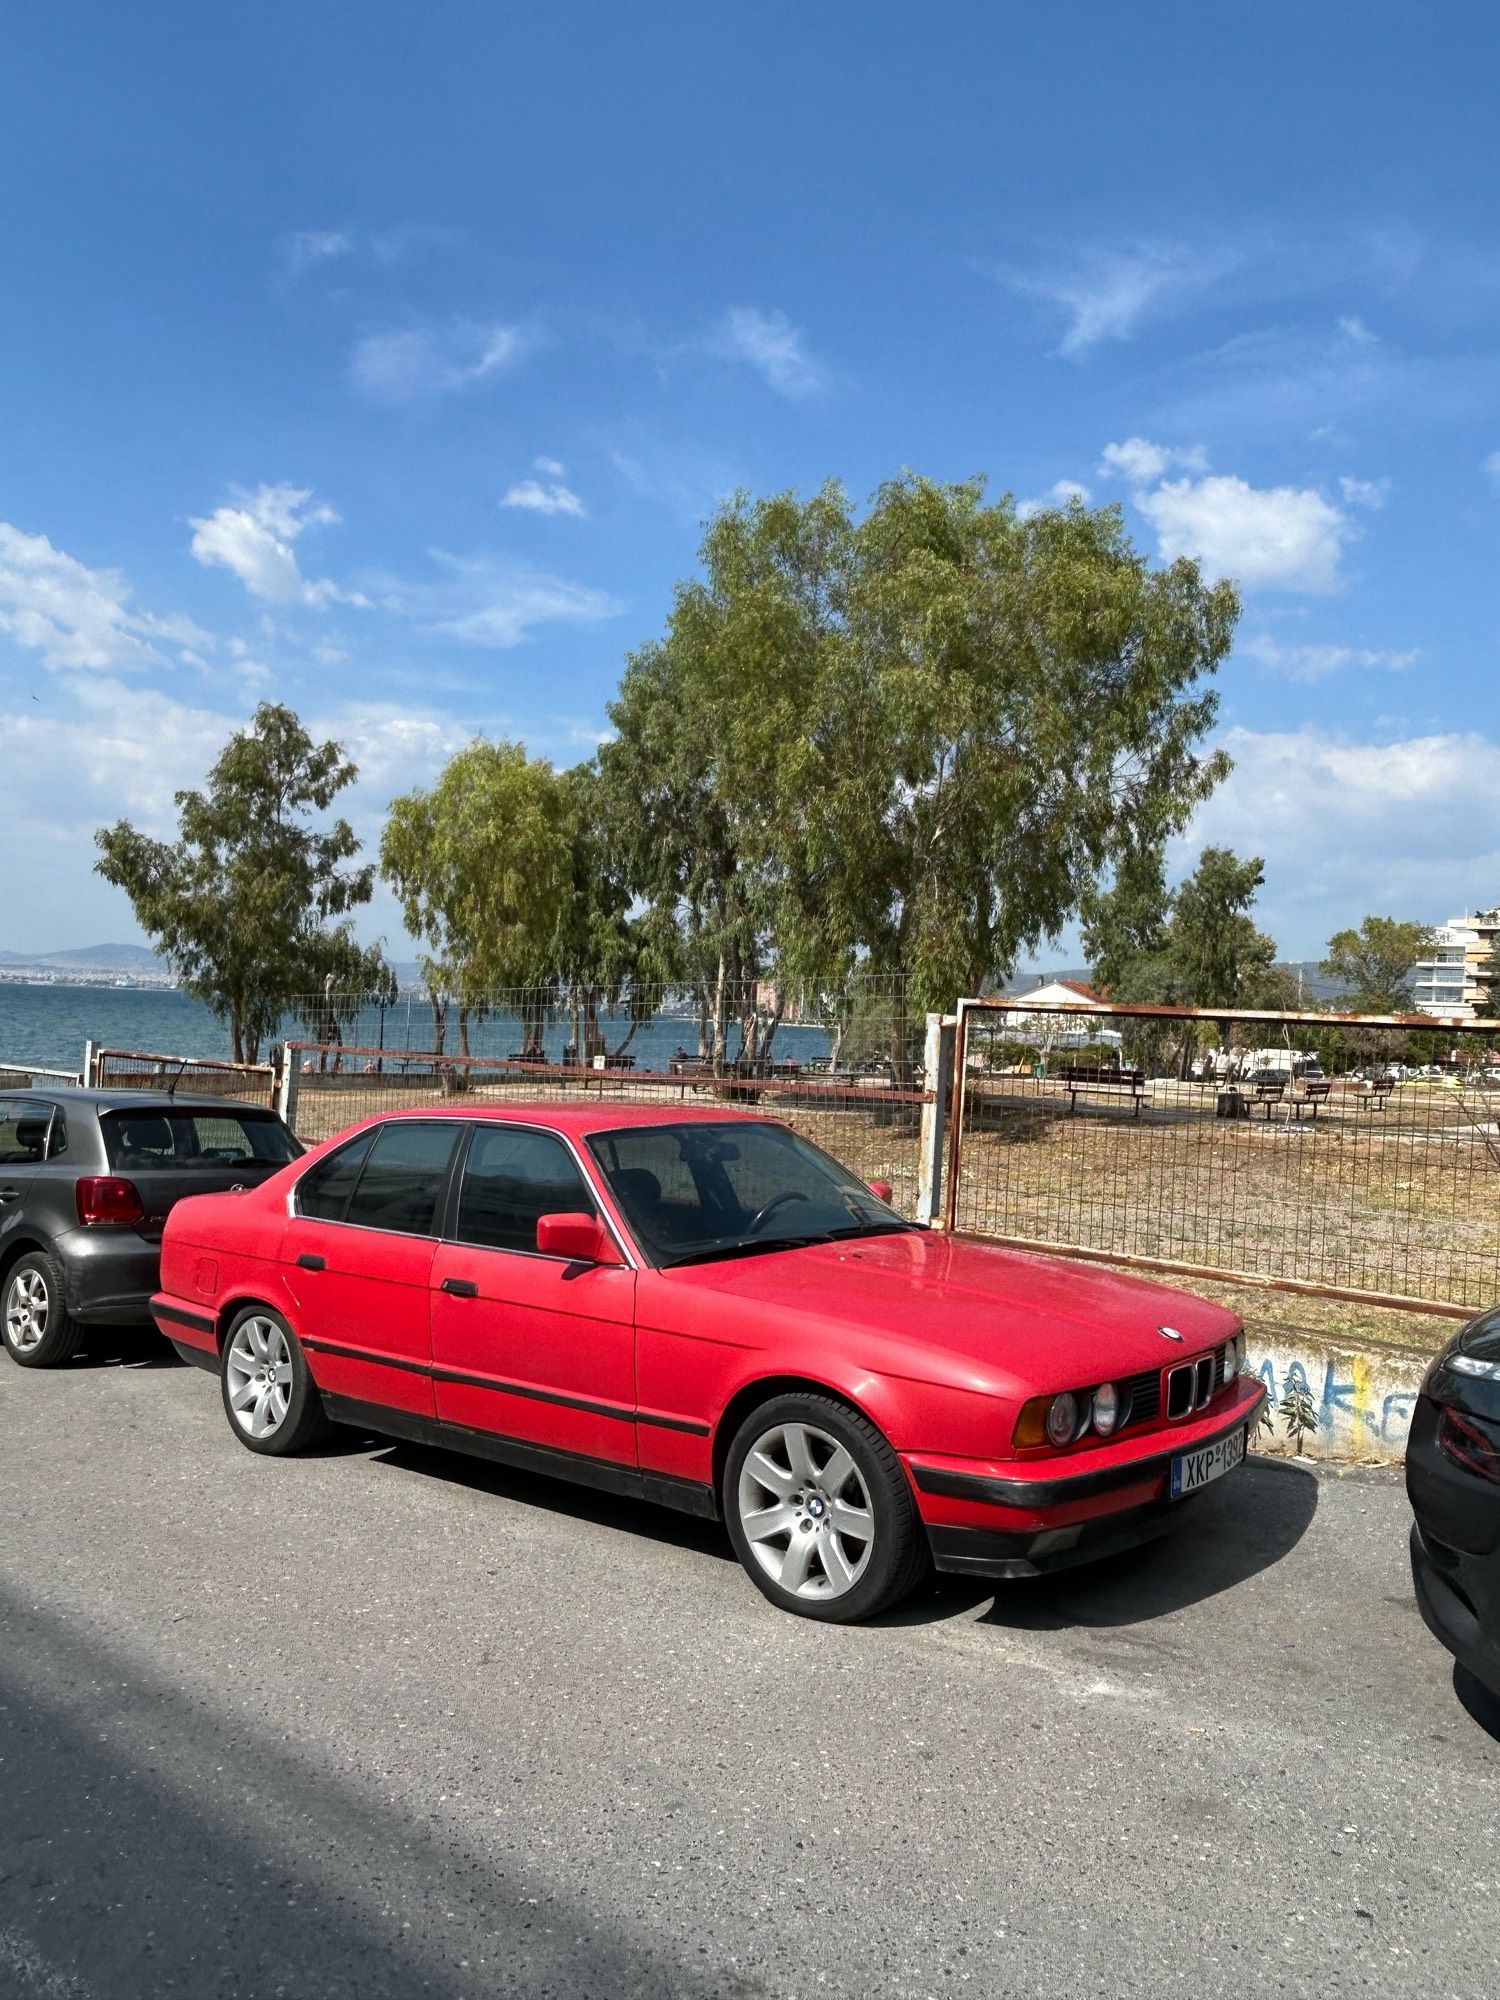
[{"x1": 1250, "y1": 1345, "x2": 1425, "y2": 1455}]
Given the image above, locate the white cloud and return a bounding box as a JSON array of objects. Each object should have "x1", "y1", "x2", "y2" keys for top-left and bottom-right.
[
  {"x1": 1099, "y1": 437, "x2": 1209, "y2": 484},
  {"x1": 1016, "y1": 479, "x2": 1092, "y2": 521},
  {"x1": 1135, "y1": 473, "x2": 1350, "y2": 593},
  {"x1": 1186, "y1": 726, "x2": 1500, "y2": 950},
  {"x1": 350, "y1": 320, "x2": 524, "y2": 403},
  {"x1": 1337, "y1": 314, "x2": 1377, "y2": 344},
  {"x1": 287, "y1": 228, "x2": 354, "y2": 270},
  {"x1": 709, "y1": 307, "x2": 823, "y2": 397},
  {"x1": 189, "y1": 484, "x2": 359, "y2": 609},
  {"x1": 533, "y1": 456, "x2": 565, "y2": 477},
  {"x1": 1239, "y1": 633, "x2": 1416, "y2": 682},
  {"x1": 501, "y1": 477, "x2": 585, "y2": 518},
  {"x1": 0, "y1": 523, "x2": 208, "y2": 673},
  {"x1": 1001, "y1": 243, "x2": 1236, "y2": 357},
  {"x1": 1339, "y1": 474, "x2": 1390, "y2": 510},
  {"x1": 1484, "y1": 450, "x2": 1500, "y2": 486},
  {"x1": 385, "y1": 551, "x2": 622, "y2": 649}
]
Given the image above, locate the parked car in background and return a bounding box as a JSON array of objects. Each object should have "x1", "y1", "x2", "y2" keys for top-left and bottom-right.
[
  {"x1": 150, "y1": 1103, "x2": 1266, "y2": 1623},
  {"x1": 1408, "y1": 1311, "x2": 1500, "y2": 1696},
  {"x1": 0, "y1": 1090, "x2": 302, "y2": 1368}
]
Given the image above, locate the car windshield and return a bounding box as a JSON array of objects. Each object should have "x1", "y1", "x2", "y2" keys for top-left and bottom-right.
[
  {"x1": 586, "y1": 1120, "x2": 916, "y2": 1266},
  {"x1": 101, "y1": 1108, "x2": 300, "y2": 1172}
]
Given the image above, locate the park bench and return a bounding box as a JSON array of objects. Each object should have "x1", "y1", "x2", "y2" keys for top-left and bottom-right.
[
  {"x1": 1294, "y1": 1078, "x2": 1333, "y2": 1118},
  {"x1": 1253, "y1": 1075, "x2": 1287, "y2": 1117},
  {"x1": 1058, "y1": 1062, "x2": 1145, "y2": 1116},
  {"x1": 1356, "y1": 1073, "x2": 1397, "y2": 1111}
]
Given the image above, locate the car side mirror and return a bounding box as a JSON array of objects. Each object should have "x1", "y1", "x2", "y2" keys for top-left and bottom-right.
[
  {"x1": 536, "y1": 1212, "x2": 620, "y2": 1265},
  {"x1": 866, "y1": 1180, "x2": 894, "y2": 1204}
]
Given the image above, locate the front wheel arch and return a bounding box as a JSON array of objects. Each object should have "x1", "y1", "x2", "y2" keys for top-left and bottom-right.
[{"x1": 711, "y1": 1374, "x2": 902, "y2": 1516}]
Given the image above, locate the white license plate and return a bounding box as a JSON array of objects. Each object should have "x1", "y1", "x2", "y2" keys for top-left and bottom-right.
[{"x1": 1170, "y1": 1425, "x2": 1246, "y2": 1499}]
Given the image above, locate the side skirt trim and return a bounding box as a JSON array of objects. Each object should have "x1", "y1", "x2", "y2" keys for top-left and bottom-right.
[{"x1": 319, "y1": 1393, "x2": 719, "y2": 1521}]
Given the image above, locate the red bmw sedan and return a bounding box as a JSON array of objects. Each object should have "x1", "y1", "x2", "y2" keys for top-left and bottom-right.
[{"x1": 151, "y1": 1104, "x2": 1266, "y2": 1622}]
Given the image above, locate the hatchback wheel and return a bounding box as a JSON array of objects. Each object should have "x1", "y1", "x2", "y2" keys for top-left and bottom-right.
[
  {"x1": 220, "y1": 1307, "x2": 330, "y2": 1456},
  {"x1": 2, "y1": 1252, "x2": 82, "y2": 1369},
  {"x1": 723, "y1": 1393, "x2": 928, "y2": 1623}
]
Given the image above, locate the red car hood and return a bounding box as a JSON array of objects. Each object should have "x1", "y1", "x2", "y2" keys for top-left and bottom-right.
[{"x1": 662, "y1": 1229, "x2": 1238, "y2": 1389}]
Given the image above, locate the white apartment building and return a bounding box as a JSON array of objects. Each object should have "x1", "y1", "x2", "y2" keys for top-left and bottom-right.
[{"x1": 1410, "y1": 909, "x2": 1500, "y2": 1018}]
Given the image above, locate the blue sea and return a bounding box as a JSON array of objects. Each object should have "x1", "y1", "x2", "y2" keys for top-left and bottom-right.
[{"x1": 0, "y1": 983, "x2": 835, "y2": 1076}]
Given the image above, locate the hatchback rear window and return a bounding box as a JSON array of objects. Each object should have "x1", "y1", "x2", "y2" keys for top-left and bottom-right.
[{"x1": 102, "y1": 1110, "x2": 299, "y2": 1172}]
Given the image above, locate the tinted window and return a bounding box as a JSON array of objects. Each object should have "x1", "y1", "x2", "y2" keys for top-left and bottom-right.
[
  {"x1": 343, "y1": 1123, "x2": 458, "y2": 1236},
  {"x1": 588, "y1": 1121, "x2": 908, "y2": 1264},
  {"x1": 102, "y1": 1110, "x2": 299, "y2": 1172},
  {"x1": 454, "y1": 1127, "x2": 594, "y2": 1254},
  {"x1": 0, "y1": 1100, "x2": 52, "y2": 1167},
  {"x1": 296, "y1": 1132, "x2": 375, "y2": 1221}
]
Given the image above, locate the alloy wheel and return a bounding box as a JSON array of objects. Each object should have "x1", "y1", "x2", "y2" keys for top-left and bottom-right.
[
  {"x1": 736, "y1": 1420, "x2": 875, "y2": 1601},
  {"x1": 4, "y1": 1269, "x2": 49, "y2": 1355},
  {"x1": 225, "y1": 1315, "x2": 294, "y2": 1440}
]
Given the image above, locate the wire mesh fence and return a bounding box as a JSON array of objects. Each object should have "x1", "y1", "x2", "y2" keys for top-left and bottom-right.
[
  {"x1": 946, "y1": 997, "x2": 1500, "y2": 1316},
  {"x1": 280, "y1": 978, "x2": 932, "y2": 1213}
]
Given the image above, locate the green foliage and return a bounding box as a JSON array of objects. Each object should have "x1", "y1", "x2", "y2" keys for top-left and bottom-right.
[
  {"x1": 94, "y1": 703, "x2": 383, "y2": 1063},
  {"x1": 603, "y1": 477, "x2": 1238, "y2": 1038},
  {"x1": 1279, "y1": 1376, "x2": 1321, "y2": 1454},
  {"x1": 1322, "y1": 915, "x2": 1437, "y2": 1014},
  {"x1": 380, "y1": 739, "x2": 575, "y2": 1041}
]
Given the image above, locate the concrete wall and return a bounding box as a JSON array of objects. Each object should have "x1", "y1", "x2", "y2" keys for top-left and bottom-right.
[{"x1": 1246, "y1": 1330, "x2": 1433, "y2": 1465}]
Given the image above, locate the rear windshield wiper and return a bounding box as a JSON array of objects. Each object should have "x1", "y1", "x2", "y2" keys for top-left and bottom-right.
[{"x1": 663, "y1": 1234, "x2": 835, "y2": 1268}]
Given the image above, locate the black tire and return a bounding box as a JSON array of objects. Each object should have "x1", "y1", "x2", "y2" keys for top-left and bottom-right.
[
  {"x1": 219, "y1": 1305, "x2": 331, "y2": 1456},
  {"x1": 722, "y1": 1392, "x2": 929, "y2": 1623},
  {"x1": 1, "y1": 1250, "x2": 83, "y2": 1369}
]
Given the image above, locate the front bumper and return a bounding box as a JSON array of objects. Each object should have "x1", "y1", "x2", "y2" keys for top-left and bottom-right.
[
  {"x1": 908, "y1": 1379, "x2": 1266, "y2": 1580},
  {"x1": 53, "y1": 1226, "x2": 162, "y2": 1325},
  {"x1": 1406, "y1": 1393, "x2": 1500, "y2": 1695}
]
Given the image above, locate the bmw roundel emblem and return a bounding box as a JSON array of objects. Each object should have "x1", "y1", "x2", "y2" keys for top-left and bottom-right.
[{"x1": 1158, "y1": 1325, "x2": 1185, "y2": 1342}]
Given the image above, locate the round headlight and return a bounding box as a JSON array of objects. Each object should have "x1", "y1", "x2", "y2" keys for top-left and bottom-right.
[
  {"x1": 1045, "y1": 1391, "x2": 1079, "y2": 1447},
  {"x1": 1091, "y1": 1382, "x2": 1121, "y2": 1436},
  {"x1": 1048, "y1": 1400, "x2": 1080, "y2": 1448},
  {"x1": 1235, "y1": 1332, "x2": 1248, "y2": 1375}
]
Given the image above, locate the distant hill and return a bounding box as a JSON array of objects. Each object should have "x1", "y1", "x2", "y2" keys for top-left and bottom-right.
[{"x1": 0, "y1": 942, "x2": 165, "y2": 976}]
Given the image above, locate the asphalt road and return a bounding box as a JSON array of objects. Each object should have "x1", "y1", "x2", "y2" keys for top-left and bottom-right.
[{"x1": 3, "y1": 1331, "x2": 1496, "y2": 2000}]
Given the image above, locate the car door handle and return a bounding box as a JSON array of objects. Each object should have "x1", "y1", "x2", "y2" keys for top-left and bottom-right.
[
  {"x1": 296, "y1": 1253, "x2": 326, "y2": 1271},
  {"x1": 0, "y1": 1187, "x2": 20, "y2": 1204},
  {"x1": 440, "y1": 1277, "x2": 478, "y2": 1298}
]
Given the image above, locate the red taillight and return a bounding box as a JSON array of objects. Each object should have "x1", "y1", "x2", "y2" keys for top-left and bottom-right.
[
  {"x1": 76, "y1": 1176, "x2": 146, "y2": 1227},
  {"x1": 1437, "y1": 1406, "x2": 1500, "y2": 1484}
]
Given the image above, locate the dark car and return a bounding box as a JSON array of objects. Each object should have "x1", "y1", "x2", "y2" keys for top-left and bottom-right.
[
  {"x1": 1407, "y1": 1309, "x2": 1500, "y2": 1696},
  {"x1": 0, "y1": 1089, "x2": 301, "y2": 1368}
]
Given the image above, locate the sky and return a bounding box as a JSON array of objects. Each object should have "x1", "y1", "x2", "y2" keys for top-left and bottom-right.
[{"x1": 2, "y1": 1, "x2": 1498, "y2": 964}]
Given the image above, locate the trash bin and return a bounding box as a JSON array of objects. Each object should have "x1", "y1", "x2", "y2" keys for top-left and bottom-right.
[
  {"x1": 1032, "y1": 1061, "x2": 1046, "y2": 1079},
  {"x1": 1216, "y1": 1089, "x2": 1247, "y2": 1119}
]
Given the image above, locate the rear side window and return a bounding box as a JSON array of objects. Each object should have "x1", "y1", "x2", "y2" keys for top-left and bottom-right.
[
  {"x1": 342, "y1": 1123, "x2": 459, "y2": 1236},
  {"x1": 0, "y1": 1100, "x2": 52, "y2": 1166},
  {"x1": 295, "y1": 1133, "x2": 375, "y2": 1221},
  {"x1": 102, "y1": 1110, "x2": 299, "y2": 1172},
  {"x1": 454, "y1": 1127, "x2": 594, "y2": 1254}
]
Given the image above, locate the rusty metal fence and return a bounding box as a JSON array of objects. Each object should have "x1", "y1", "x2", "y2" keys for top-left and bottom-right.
[
  {"x1": 945, "y1": 997, "x2": 1500, "y2": 1318},
  {"x1": 86, "y1": 1044, "x2": 282, "y2": 1107}
]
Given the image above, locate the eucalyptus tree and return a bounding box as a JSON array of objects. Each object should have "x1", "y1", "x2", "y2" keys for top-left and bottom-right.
[
  {"x1": 380, "y1": 739, "x2": 574, "y2": 1057},
  {"x1": 95, "y1": 702, "x2": 386, "y2": 1063}
]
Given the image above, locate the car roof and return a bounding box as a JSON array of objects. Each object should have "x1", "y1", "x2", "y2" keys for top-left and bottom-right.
[
  {"x1": 0, "y1": 1087, "x2": 276, "y2": 1115},
  {"x1": 353, "y1": 1101, "x2": 777, "y2": 1139}
]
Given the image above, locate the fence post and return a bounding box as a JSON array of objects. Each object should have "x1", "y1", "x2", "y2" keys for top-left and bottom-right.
[
  {"x1": 277, "y1": 1044, "x2": 301, "y2": 1133},
  {"x1": 83, "y1": 1040, "x2": 97, "y2": 1088},
  {"x1": 916, "y1": 1013, "x2": 956, "y2": 1227}
]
